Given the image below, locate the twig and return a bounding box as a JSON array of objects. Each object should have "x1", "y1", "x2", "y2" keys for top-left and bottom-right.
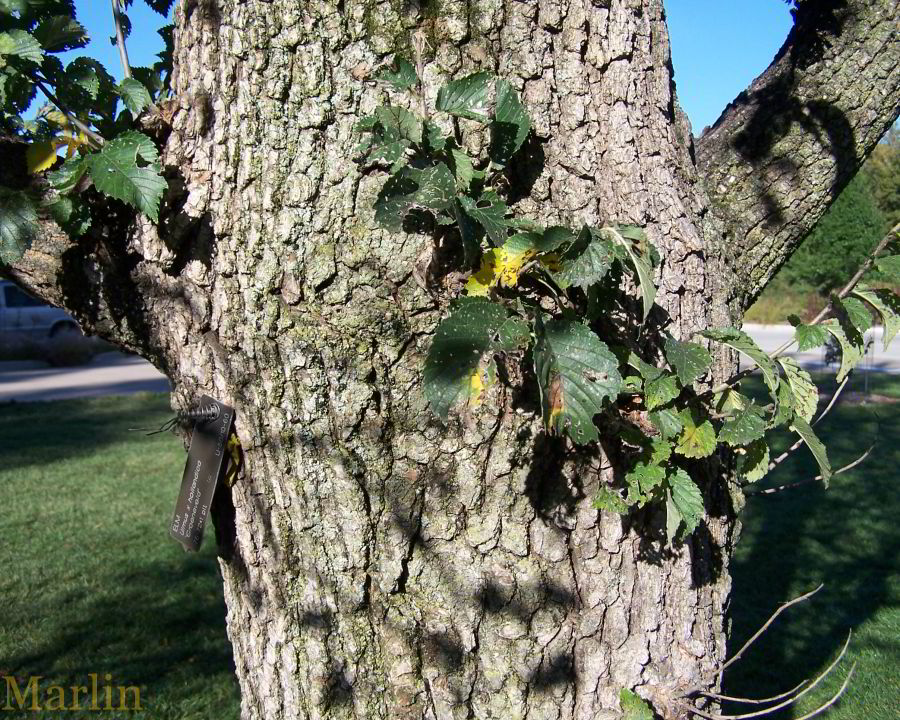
[
  {"x1": 791, "y1": 663, "x2": 856, "y2": 720},
  {"x1": 698, "y1": 222, "x2": 900, "y2": 400},
  {"x1": 696, "y1": 679, "x2": 808, "y2": 705},
  {"x1": 681, "y1": 632, "x2": 852, "y2": 720},
  {"x1": 32, "y1": 78, "x2": 104, "y2": 148},
  {"x1": 720, "y1": 585, "x2": 823, "y2": 677},
  {"x1": 748, "y1": 443, "x2": 874, "y2": 496},
  {"x1": 111, "y1": 0, "x2": 132, "y2": 79},
  {"x1": 411, "y1": 30, "x2": 429, "y2": 119}
]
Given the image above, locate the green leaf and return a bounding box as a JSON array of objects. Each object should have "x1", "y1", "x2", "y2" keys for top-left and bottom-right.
[
  {"x1": 625, "y1": 462, "x2": 665, "y2": 506},
  {"x1": 435, "y1": 71, "x2": 492, "y2": 121},
  {"x1": 675, "y1": 407, "x2": 716, "y2": 459},
  {"x1": 701, "y1": 327, "x2": 779, "y2": 395},
  {"x1": 620, "y1": 688, "x2": 654, "y2": 720},
  {"x1": 33, "y1": 15, "x2": 88, "y2": 52},
  {"x1": 409, "y1": 163, "x2": 455, "y2": 211},
  {"x1": 778, "y1": 357, "x2": 818, "y2": 423},
  {"x1": 424, "y1": 298, "x2": 524, "y2": 419},
  {"x1": 117, "y1": 77, "x2": 152, "y2": 115},
  {"x1": 0, "y1": 187, "x2": 38, "y2": 264},
  {"x1": 374, "y1": 172, "x2": 418, "y2": 231},
  {"x1": 0, "y1": 30, "x2": 43, "y2": 64},
  {"x1": 852, "y1": 286, "x2": 900, "y2": 350},
  {"x1": 718, "y1": 405, "x2": 767, "y2": 446},
  {"x1": 459, "y1": 190, "x2": 509, "y2": 245},
  {"x1": 534, "y1": 316, "x2": 623, "y2": 445},
  {"x1": 664, "y1": 337, "x2": 712, "y2": 385},
  {"x1": 645, "y1": 372, "x2": 679, "y2": 411},
  {"x1": 667, "y1": 468, "x2": 704, "y2": 539},
  {"x1": 551, "y1": 225, "x2": 615, "y2": 290},
  {"x1": 488, "y1": 78, "x2": 530, "y2": 165},
  {"x1": 84, "y1": 130, "x2": 167, "y2": 222},
  {"x1": 47, "y1": 155, "x2": 88, "y2": 194},
  {"x1": 600, "y1": 225, "x2": 657, "y2": 322},
  {"x1": 790, "y1": 416, "x2": 832, "y2": 487},
  {"x1": 377, "y1": 56, "x2": 418, "y2": 91},
  {"x1": 649, "y1": 408, "x2": 683, "y2": 441},
  {"x1": 447, "y1": 147, "x2": 475, "y2": 190},
  {"x1": 375, "y1": 105, "x2": 423, "y2": 144},
  {"x1": 593, "y1": 486, "x2": 629, "y2": 514},
  {"x1": 821, "y1": 319, "x2": 863, "y2": 383},
  {"x1": 737, "y1": 438, "x2": 770, "y2": 484},
  {"x1": 875, "y1": 254, "x2": 900, "y2": 282},
  {"x1": 840, "y1": 296, "x2": 873, "y2": 335},
  {"x1": 789, "y1": 315, "x2": 828, "y2": 352}
]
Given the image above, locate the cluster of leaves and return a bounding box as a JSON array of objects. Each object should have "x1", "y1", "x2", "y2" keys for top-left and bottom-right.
[
  {"x1": 0, "y1": 0, "x2": 174, "y2": 264},
  {"x1": 356, "y1": 58, "x2": 900, "y2": 543}
]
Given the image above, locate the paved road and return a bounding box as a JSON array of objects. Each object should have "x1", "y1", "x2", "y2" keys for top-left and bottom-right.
[
  {"x1": 1, "y1": 325, "x2": 898, "y2": 403},
  {"x1": 0, "y1": 351, "x2": 170, "y2": 403}
]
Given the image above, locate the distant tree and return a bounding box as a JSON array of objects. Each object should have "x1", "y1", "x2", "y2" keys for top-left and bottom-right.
[
  {"x1": 782, "y1": 171, "x2": 886, "y2": 292},
  {"x1": 864, "y1": 125, "x2": 900, "y2": 226}
]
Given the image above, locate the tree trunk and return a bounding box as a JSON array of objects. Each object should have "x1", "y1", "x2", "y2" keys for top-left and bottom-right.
[{"x1": 6, "y1": 1, "x2": 899, "y2": 719}]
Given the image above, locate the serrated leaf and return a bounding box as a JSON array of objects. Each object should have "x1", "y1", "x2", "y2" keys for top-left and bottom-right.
[
  {"x1": 645, "y1": 372, "x2": 679, "y2": 411},
  {"x1": 772, "y1": 377, "x2": 796, "y2": 427},
  {"x1": 448, "y1": 147, "x2": 475, "y2": 189},
  {"x1": 459, "y1": 190, "x2": 509, "y2": 245},
  {"x1": 840, "y1": 296, "x2": 873, "y2": 335},
  {"x1": 65, "y1": 57, "x2": 101, "y2": 98},
  {"x1": 718, "y1": 405, "x2": 767, "y2": 446},
  {"x1": 47, "y1": 154, "x2": 88, "y2": 193},
  {"x1": 145, "y1": 0, "x2": 176, "y2": 16},
  {"x1": 675, "y1": 407, "x2": 716, "y2": 459},
  {"x1": 852, "y1": 286, "x2": 900, "y2": 350},
  {"x1": 713, "y1": 387, "x2": 750, "y2": 414},
  {"x1": 84, "y1": 130, "x2": 166, "y2": 222},
  {"x1": 649, "y1": 408, "x2": 683, "y2": 441},
  {"x1": 551, "y1": 225, "x2": 615, "y2": 289},
  {"x1": 821, "y1": 319, "x2": 863, "y2": 383},
  {"x1": 600, "y1": 225, "x2": 657, "y2": 322},
  {"x1": 779, "y1": 357, "x2": 818, "y2": 423},
  {"x1": 117, "y1": 77, "x2": 152, "y2": 115},
  {"x1": 409, "y1": 163, "x2": 455, "y2": 211},
  {"x1": 664, "y1": 337, "x2": 712, "y2": 385},
  {"x1": 790, "y1": 416, "x2": 832, "y2": 487},
  {"x1": 701, "y1": 327, "x2": 779, "y2": 395},
  {"x1": 737, "y1": 438, "x2": 770, "y2": 484},
  {"x1": 374, "y1": 171, "x2": 418, "y2": 231},
  {"x1": 0, "y1": 30, "x2": 43, "y2": 64},
  {"x1": 620, "y1": 688, "x2": 654, "y2": 720},
  {"x1": 789, "y1": 315, "x2": 828, "y2": 351},
  {"x1": 375, "y1": 105, "x2": 423, "y2": 144},
  {"x1": 668, "y1": 468, "x2": 704, "y2": 538},
  {"x1": 875, "y1": 254, "x2": 900, "y2": 282},
  {"x1": 0, "y1": 187, "x2": 38, "y2": 264},
  {"x1": 534, "y1": 316, "x2": 623, "y2": 445},
  {"x1": 625, "y1": 462, "x2": 665, "y2": 506},
  {"x1": 377, "y1": 56, "x2": 417, "y2": 91},
  {"x1": 424, "y1": 299, "x2": 524, "y2": 419},
  {"x1": 489, "y1": 78, "x2": 530, "y2": 165},
  {"x1": 593, "y1": 486, "x2": 629, "y2": 514},
  {"x1": 436, "y1": 71, "x2": 492, "y2": 121},
  {"x1": 33, "y1": 15, "x2": 88, "y2": 52}
]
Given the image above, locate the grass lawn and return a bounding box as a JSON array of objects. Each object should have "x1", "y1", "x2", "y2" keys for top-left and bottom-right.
[
  {"x1": 0, "y1": 381, "x2": 897, "y2": 720},
  {"x1": 726, "y1": 373, "x2": 900, "y2": 719},
  {"x1": 0, "y1": 394, "x2": 240, "y2": 720}
]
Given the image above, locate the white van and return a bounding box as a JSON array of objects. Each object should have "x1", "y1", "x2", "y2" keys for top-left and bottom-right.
[{"x1": 0, "y1": 280, "x2": 80, "y2": 338}]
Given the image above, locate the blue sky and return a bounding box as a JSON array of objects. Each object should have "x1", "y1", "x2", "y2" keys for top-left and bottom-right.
[{"x1": 61, "y1": 1, "x2": 795, "y2": 134}]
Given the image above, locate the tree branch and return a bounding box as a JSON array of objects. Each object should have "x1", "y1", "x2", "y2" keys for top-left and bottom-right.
[
  {"x1": 696, "y1": 0, "x2": 900, "y2": 306},
  {"x1": 111, "y1": 0, "x2": 132, "y2": 80}
]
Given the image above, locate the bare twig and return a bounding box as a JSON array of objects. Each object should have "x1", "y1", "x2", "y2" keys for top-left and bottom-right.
[
  {"x1": 32, "y1": 78, "x2": 105, "y2": 148},
  {"x1": 681, "y1": 632, "x2": 852, "y2": 720},
  {"x1": 111, "y1": 0, "x2": 132, "y2": 79},
  {"x1": 696, "y1": 679, "x2": 808, "y2": 705},
  {"x1": 411, "y1": 30, "x2": 429, "y2": 119},
  {"x1": 748, "y1": 443, "x2": 874, "y2": 496},
  {"x1": 697, "y1": 222, "x2": 900, "y2": 400},
  {"x1": 791, "y1": 664, "x2": 856, "y2": 720}
]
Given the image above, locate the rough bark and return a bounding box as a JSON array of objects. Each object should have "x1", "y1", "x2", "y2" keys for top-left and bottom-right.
[
  {"x1": 696, "y1": 0, "x2": 900, "y2": 306},
  {"x1": 3, "y1": 1, "x2": 899, "y2": 719}
]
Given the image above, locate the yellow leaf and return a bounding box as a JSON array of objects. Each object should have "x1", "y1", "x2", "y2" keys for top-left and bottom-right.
[
  {"x1": 465, "y1": 249, "x2": 499, "y2": 296},
  {"x1": 495, "y1": 246, "x2": 534, "y2": 287},
  {"x1": 468, "y1": 367, "x2": 485, "y2": 406},
  {"x1": 25, "y1": 140, "x2": 61, "y2": 174},
  {"x1": 465, "y1": 243, "x2": 536, "y2": 295},
  {"x1": 44, "y1": 110, "x2": 71, "y2": 129}
]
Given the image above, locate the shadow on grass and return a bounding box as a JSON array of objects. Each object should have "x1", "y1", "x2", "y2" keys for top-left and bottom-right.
[
  {"x1": 0, "y1": 393, "x2": 174, "y2": 472},
  {"x1": 725, "y1": 377, "x2": 900, "y2": 718}
]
